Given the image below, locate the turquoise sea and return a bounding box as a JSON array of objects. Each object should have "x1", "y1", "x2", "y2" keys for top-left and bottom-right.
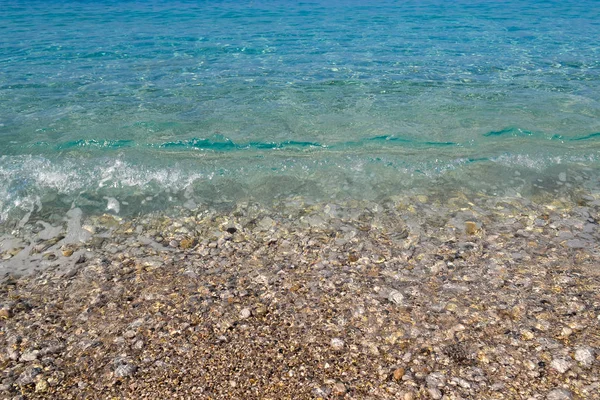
[{"x1": 1, "y1": 0, "x2": 600, "y2": 223}]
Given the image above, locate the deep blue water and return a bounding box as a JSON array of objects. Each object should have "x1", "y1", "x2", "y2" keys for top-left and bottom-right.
[{"x1": 1, "y1": 0, "x2": 600, "y2": 221}]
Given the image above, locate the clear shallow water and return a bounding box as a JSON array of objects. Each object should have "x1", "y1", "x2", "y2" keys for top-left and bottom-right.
[{"x1": 1, "y1": 0, "x2": 600, "y2": 223}]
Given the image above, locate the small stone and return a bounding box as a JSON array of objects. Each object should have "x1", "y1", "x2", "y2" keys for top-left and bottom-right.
[
  {"x1": 558, "y1": 172, "x2": 567, "y2": 182},
  {"x1": 254, "y1": 304, "x2": 267, "y2": 317},
  {"x1": 560, "y1": 327, "x2": 573, "y2": 338},
  {"x1": 550, "y1": 358, "x2": 572, "y2": 374},
  {"x1": 393, "y1": 367, "x2": 405, "y2": 381},
  {"x1": 574, "y1": 346, "x2": 595, "y2": 367},
  {"x1": 123, "y1": 330, "x2": 136, "y2": 339},
  {"x1": 521, "y1": 330, "x2": 535, "y2": 340},
  {"x1": 239, "y1": 308, "x2": 251, "y2": 319},
  {"x1": 35, "y1": 379, "x2": 48, "y2": 393},
  {"x1": 7, "y1": 349, "x2": 19, "y2": 361},
  {"x1": 114, "y1": 363, "x2": 137, "y2": 378},
  {"x1": 0, "y1": 308, "x2": 12, "y2": 319},
  {"x1": 332, "y1": 382, "x2": 346, "y2": 396},
  {"x1": 62, "y1": 249, "x2": 74, "y2": 257},
  {"x1": 426, "y1": 372, "x2": 446, "y2": 388},
  {"x1": 454, "y1": 377, "x2": 471, "y2": 389},
  {"x1": 546, "y1": 388, "x2": 573, "y2": 400},
  {"x1": 17, "y1": 366, "x2": 42, "y2": 385},
  {"x1": 427, "y1": 387, "x2": 443, "y2": 400},
  {"x1": 403, "y1": 392, "x2": 415, "y2": 400},
  {"x1": 19, "y1": 350, "x2": 39, "y2": 362},
  {"x1": 330, "y1": 338, "x2": 344, "y2": 351},
  {"x1": 465, "y1": 221, "x2": 478, "y2": 235},
  {"x1": 388, "y1": 289, "x2": 404, "y2": 305},
  {"x1": 179, "y1": 237, "x2": 195, "y2": 249}
]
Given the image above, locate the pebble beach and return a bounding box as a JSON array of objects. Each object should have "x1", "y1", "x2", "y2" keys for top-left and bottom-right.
[
  {"x1": 1, "y1": 190, "x2": 599, "y2": 400},
  {"x1": 3, "y1": 0, "x2": 600, "y2": 399}
]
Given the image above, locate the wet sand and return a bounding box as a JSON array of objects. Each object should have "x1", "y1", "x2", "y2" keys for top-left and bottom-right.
[{"x1": 1, "y1": 192, "x2": 599, "y2": 399}]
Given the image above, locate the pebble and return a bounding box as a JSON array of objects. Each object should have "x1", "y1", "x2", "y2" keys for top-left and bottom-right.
[
  {"x1": 239, "y1": 308, "x2": 251, "y2": 319},
  {"x1": 332, "y1": 382, "x2": 346, "y2": 396},
  {"x1": 179, "y1": 237, "x2": 194, "y2": 249},
  {"x1": 558, "y1": 172, "x2": 567, "y2": 182},
  {"x1": 133, "y1": 340, "x2": 144, "y2": 350},
  {"x1": 123, "y1": 330, "x2": 136, "y2": 339},
  {"x1": 114, "y1": 363, "x2": 137, "y2": 378},
  {"x1": 465, "y1": 221, "x2": 478, "y2": 235},
  {"x1": 546, "y1": 388, "x2": 573, "y2": 400},
  {"x1": 427, "y1": 387, "x2": 443, "y2": 399},
  {"x1": 393, "y1": 367, "x2": 405, "y2": 381},
  {"x1": 330, "y1": 338, "x2": 344, "y2": 351},
  {"x1": 402, "y1": 392, "x2": 415, "y2": 400},
  {"x1": 19, "y1": 350, "x2": 39, "y2": 362},
  {"x1": 388, "y1": 289, "x2": 404, "y2": 305},
  {"x1": 35, "y1": 379, "x2": 48, "y2": 393},
  {"x1": 62, "y1": 249, "x2": 74, "y2": 257},
  {"x1": 550, "y1": 358, "x2": 572, "y2": 374},
  {"x1": 426, "y1": 372, "x2": 446, "y2": 388},
  {"x1": 574, "y1": 346, "x2": 595, "y2": 367},
  {"x1": 0, "y1": 307, "x2": 11, "y2": 319},
  {"x1": 17, "y1": 366, "x2": 42, "y2": 385},
  {"x1": 452, "y1": 377, "x2": 471, "y2": 389}
]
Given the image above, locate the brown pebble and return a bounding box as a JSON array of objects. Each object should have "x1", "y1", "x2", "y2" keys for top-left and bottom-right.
[
  {"x1": 179, "y1": 237, "x2": 195, "y2": 249},
  {"x1": 0, "y1": 308, "x2": 11, "y2": 319},
  {"x1": 393, "y1": 367, "x2": 405, "y2": 381},
  {"x1": 465, "y1": 221, "x2": 478, "y2": 235},
  {"x1": 62, "y1": 249, "x2": 74, "y2": 257}
]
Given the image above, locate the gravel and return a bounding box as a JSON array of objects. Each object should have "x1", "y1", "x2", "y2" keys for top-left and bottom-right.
[{"x1": 1, "y1": 192, "x2": 599, "y2": 399}]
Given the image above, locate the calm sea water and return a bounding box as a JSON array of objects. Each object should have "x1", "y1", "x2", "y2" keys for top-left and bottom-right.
[{"x1": 1, "y1": 0, "x2": 600, "y2": 222}]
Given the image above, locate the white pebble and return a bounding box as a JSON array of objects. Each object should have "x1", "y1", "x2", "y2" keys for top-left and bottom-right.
[
  {"x1": 388, "y1": 289, "x2": 404, "y2": 305},
  {"x1": 558, "y1": 172, "x2": 567, "y2": 182},
  {"x1": 330, "y1": 338, "x2": 344, "y2": 350},
  {"x1": 574, "y1": 346, "x2": 595, "y2": 368},
  {"x1": 550, "y1": 358, "x2": 572, "y2": 374}
]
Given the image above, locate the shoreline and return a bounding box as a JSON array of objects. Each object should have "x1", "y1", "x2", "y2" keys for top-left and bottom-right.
[{"x1": 1, "y1": 193, "x2": 599, "y2": 399}]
